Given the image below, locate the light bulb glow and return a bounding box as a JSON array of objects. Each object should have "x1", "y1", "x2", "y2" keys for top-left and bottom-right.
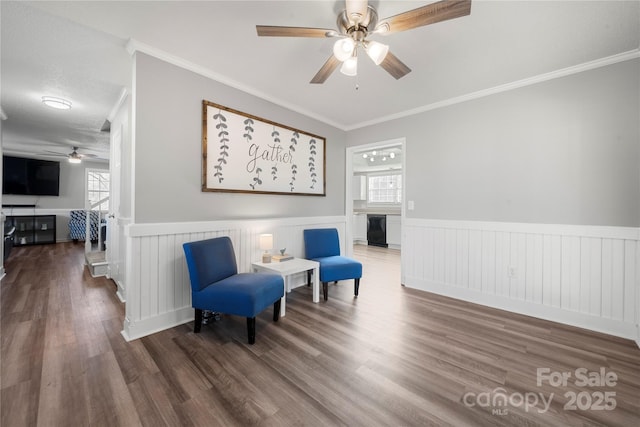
[
  {"x1": 42, "y1": 96, "x2": 72, "y2": 110},
  {"x1": 365, "y1": 41, "x2": 389, "y2": 65},
  {"x1": 340, "y1": 56, "x2": 358, "y2": 76},
  {"x1": 362, "y1": 153, "x2": 368, "y2": 158},
  {"x1": 333, "y1": 38, "x2": 355, "y2": 62},
  {"x1": 390, "y1": 152, "x2": 396, "y2": 159}
]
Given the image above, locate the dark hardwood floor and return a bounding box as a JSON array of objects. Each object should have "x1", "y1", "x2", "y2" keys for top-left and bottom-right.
[{"x1": 2, "y1": 242, "x2": 639, "y2": 426}]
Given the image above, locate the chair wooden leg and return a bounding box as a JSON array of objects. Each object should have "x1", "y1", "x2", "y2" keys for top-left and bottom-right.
[
  {"x1": 194, "y1": 308, "x2": 203, "y2": 333},
  {"x1": 354, "y1": 278, "x2": 360, "y2": 297},
  {"x1": 322, "y1": 282, "x2": 328, "y2": 301},
  {"x1": 273, "y1": 299, "x2": 281, "y2": 322},
  {"x1": 247, "y1": 317, "x2": 256, "y2": 344}
]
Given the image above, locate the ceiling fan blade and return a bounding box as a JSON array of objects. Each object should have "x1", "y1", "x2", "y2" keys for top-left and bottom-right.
[
  {"x1": 376, "y1": 0, "x2": 471, "y2": 34},
  {"x1": 79, "y1": 153, "x2": 98, "y2": 158},
  {"x1": 43, "y1": 150, "x2": 67, "y2": 157},
  {"x1": 379, "y1": 51, "x2": 411, "y2": 80},
  {"x1": 256, "y1": 26, "x2": 336, "y2": 38},
  {"x1": 310, "y1": 55, "x2": 341, "y2": 84}
]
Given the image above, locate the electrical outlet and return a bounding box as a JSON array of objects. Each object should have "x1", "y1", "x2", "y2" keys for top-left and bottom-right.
[{"x1": 508, "y1": 266, "x2": 517, "y2": 278}]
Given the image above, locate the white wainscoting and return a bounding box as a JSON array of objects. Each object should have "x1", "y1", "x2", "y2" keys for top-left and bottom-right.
[
  {"x1": 121, "y1": 216, "x2": 346, "y2": 341},
  {"x1": 403, "y1": 219, "x2": 640, "y2": 342}
]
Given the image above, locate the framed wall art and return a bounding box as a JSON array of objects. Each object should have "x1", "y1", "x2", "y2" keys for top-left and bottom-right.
[{"x1": 202, "y1": 100, "x2": 326, "y2": 196}]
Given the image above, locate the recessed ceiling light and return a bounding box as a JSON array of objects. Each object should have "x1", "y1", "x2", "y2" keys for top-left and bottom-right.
[{"x1": 42, "y1": 96, "x2": 72, "y2": 110}]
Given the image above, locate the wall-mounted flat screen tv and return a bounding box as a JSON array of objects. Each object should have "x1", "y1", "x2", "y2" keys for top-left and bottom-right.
[{"x1": 2, "y1": 156, "x2": 60, "y2": 196}]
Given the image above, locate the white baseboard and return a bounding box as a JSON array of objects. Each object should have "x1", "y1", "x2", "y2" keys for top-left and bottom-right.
[
  {"x1": 121, "y1": 306, "x2": 194, "y2": 342},
  {"x1": 115, "y1": 280, "x2": 126, "y2": 303},
  {"x1": 406, "y1": 276, "x2": 637, "y2": 340},
  {"x1": 403, "y1": 218, "x2": 639, "y2": 345}
]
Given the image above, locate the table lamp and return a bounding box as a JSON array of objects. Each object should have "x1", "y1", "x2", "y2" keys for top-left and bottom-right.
[{"x1": 259, "y1": 233, "x2": 273, "y2": 263}]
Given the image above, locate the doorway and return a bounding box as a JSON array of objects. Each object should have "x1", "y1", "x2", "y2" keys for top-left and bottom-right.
[{"x1": 345, "y1": 138, "x2": 406, "y2": 285}]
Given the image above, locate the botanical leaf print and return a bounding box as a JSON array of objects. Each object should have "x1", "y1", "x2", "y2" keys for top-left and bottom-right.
[
  {"x1": 212, "y1": 111, "x2": 228, "y2": 183},
  {"x1": 308, "y1": 138, "x2": 317, "y2": 189}
]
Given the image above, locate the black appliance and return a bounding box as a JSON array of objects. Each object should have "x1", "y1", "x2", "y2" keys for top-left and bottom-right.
[{"x1": 367, "y1": 214, "x2": 387, "y2": 247}]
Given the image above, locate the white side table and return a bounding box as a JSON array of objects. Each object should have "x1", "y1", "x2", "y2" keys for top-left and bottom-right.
[{"x1": 252, "y1": 258, "x2": 320, "y2": 317}]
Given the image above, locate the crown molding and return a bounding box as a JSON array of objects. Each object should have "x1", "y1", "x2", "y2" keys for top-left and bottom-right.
[
  {"x1": 345, "y1": 49, "x2": 640, "y2": 131},
  {"x1": 107, "y1": 87, "x2": 128, "y2": 123},
  {"x1": 124, "y1": 39, "x2": 639, "y2": 133},
  {"x1": 125, "y1": 38, "x2": 347, "y2": 130}
]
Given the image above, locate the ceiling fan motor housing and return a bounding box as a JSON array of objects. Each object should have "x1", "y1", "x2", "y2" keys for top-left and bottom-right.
[{"x1": 337, "y1": 5, "x2": 378, "y2": 37}]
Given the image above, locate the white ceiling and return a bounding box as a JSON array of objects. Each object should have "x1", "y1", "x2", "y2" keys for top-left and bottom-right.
[{"x1": 2, "y1": 1, "x2": 639, "y2": 162}]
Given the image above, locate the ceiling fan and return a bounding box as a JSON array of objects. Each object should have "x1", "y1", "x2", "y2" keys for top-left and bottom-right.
[
  {"x1": 256, "y1": 0, "x2": 472, "y2": 83},
  {"x1": 44, "y1": 146, "x2": 98, "y2": 163}
]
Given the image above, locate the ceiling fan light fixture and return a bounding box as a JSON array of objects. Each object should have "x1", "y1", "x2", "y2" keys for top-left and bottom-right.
[
  {"x1": 42, "y1": 96, "x2": 72, "y2": 110},
  {"x1": 333, "y1": 38, "x2": 355, "y2": 61},
  {"x1": 365, "y1": 40, "x2": 389, "y2": 65},
  {"x1": 340, "y1": 55, "x2": 358, "y2": 76},
  {"x1": 68, "y1": 148, "x2": 82, "y2": 163}
]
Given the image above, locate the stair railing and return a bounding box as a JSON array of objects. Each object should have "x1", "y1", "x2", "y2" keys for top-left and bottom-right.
[{"x1": 84, "y1": 196, "x2": 110, "y2": 254}]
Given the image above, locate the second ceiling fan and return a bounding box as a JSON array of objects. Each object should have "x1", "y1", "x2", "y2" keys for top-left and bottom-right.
[{"x1": 257, "y1": 0, "x2": 472, "y2": 83}]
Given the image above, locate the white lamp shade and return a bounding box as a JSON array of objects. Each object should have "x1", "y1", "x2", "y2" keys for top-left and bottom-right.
[
  {"x1": 366, "y1": 41, "x2": 389, "y2": 65},
  {"x1": 333, "y1": 38, "x2": 355, "y2": 62},
  {"x1": 340, "y1": 56, "x2": 358, "y2": 76},
  {"x1": 259, "y1": 234, "x2": 273, "y2": 251}
]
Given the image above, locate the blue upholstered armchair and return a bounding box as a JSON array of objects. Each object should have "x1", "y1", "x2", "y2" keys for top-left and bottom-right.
[
  {"x1": 183, "y1": 236, "x2": 284, "y2": 344},
  {"x1": 68, "y1": 210, "x2": 103, "y2": 242},
  {"x1": 303, "y1": 228, "x2": 362, "y2": 301}
]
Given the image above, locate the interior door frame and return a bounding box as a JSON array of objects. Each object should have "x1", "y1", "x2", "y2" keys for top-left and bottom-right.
[
  {"x1": 107, "y1": 89, "x2": 129, "y2": 302},
  {"x1": 345, "y1": 137, "x2": 406, "y2": 284}
]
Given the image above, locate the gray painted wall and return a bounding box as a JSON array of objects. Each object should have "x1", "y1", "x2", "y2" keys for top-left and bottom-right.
[
  {"x1": 133, "y1": 53, "x2": 346, "y2": 223},
  {"x1": 347, "y1": 59, "x2": 640, "y2": 227}
]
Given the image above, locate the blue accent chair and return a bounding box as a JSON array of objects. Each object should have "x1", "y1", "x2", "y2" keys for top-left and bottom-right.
[
  {"x1": 303, "y1": 228, "x2": 362, "y2": 301},
  {"x1": 183, "y1": 236, "x2": 284, "y2": 344}
]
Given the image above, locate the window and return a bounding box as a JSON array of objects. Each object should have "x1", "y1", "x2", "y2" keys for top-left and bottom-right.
[
  {"x1": 86, "y1": 169, "x2": 110, "y2": 211},
  {"x1": 368, "y1": 174, "x2": 402, "y2": 204}
]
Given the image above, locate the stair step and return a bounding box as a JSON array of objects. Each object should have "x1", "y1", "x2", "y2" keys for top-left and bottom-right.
[{"x1": 85, "y1": 251, "x2": 107, "y2": 277}]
